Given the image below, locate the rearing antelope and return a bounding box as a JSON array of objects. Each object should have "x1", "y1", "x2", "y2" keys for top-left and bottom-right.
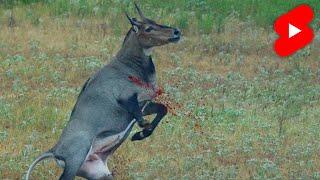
[{"x1": 26, "y1": 3, "x2": 180, "y2": 180}]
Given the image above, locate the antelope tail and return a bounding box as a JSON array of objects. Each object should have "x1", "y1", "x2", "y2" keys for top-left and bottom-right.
[{"x1": 26, "y1": 152, "x2": 55, "y2": 180}]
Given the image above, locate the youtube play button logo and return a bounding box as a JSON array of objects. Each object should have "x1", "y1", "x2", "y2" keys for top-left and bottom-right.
[
  {"x1": 274, "y1": 4, "x2": 314, "y2": 57},
  {"x1": 288, "y1": 24, "x2": 301, "y2": 38}
]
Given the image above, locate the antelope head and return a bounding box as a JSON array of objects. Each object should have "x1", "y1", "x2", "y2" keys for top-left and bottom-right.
[{"x1": 125, "y1": 3, "x2": 181, "y2": 49}]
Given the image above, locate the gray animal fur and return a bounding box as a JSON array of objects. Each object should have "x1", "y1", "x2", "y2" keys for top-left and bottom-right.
[{"x1": 26, "y1": 3, "x2": 180, "y2": 180}]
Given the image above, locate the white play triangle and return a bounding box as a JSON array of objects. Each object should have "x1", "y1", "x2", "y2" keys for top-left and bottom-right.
[{"x1": 288, "y1": 23, "x2": 301, "y2": 38}]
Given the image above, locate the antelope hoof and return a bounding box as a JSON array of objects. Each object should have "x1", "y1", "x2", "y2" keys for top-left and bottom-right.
[{"x1": 131, "y1": 128, "x2": 153, "y2": 141}]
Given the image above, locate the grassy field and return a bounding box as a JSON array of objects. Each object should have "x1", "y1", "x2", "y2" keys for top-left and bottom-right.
[{"x1": 1, "y1": 0, "x2": 320, "y2": 179}]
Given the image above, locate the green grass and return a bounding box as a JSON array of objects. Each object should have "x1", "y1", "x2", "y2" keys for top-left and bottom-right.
[
  {"x1": 0, "y1": 1, "x2": 320, "y2": 179},
  {"x1": 1, "y1": 0, "x2": 320, "y2": 32}
]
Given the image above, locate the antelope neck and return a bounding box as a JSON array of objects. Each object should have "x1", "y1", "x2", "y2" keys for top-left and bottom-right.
[
  {"x1": 128, "y1": 75, "x2": 163, "y2": 97},
  {"x1": 116, "y1": 28, "x2": 155, "y2": 82},
  {"x1": 128, "y1": 76, "x2": 153, "y2": 89}
]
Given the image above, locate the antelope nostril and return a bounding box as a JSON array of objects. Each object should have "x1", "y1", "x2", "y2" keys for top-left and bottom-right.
[{"x1": 174, "y1": 29, "x2": 180, "y2": 36}]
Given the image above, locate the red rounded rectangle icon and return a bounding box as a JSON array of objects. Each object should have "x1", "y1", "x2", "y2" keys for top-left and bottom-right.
[{"x1": 274, "y1": 4, "x2": 314, "y2": 57}]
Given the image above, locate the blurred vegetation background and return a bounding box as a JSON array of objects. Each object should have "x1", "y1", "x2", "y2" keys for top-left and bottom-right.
[
  {"x1": 1, "y1": 0, "x2": 320, "y2": 32},
  {"x1": 0, "y1": 0, "x2": 320, "y2": 179}
]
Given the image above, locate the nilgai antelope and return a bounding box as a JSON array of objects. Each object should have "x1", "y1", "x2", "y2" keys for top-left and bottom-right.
[{"x1": 26, "y1": 3, "x2": 180, "y2": 180}]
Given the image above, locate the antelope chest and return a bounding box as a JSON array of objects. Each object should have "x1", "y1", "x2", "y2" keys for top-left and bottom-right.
[{"x1": 128, "y1": 76, "x2": 163, "y2": 102}]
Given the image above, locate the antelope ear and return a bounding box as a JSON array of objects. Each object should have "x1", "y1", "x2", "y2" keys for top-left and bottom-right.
[
  {"x1": 125, "y1": 12, "x2": 137, "y2": 26},
  {"x1": 125, "y1": 13, "x2": 139, "y2": 33},
  {"x1": 133, "y1": 25, "x2": 139, "y2": 33}
]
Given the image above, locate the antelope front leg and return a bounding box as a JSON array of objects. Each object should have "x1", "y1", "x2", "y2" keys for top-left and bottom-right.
[
  {"x1": 131, "y1": 102, "x2": 167, "y2": 141},
  {"x1": 117, "y1": 93, "x2": 150, "y2": 128}
]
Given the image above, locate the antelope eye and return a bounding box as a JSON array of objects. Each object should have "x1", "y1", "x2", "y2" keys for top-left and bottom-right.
[{"x1": 145, "y1": 26, "x2": 154, "y2": 32}]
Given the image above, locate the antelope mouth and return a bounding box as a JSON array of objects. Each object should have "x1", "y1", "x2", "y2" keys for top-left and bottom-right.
[{"x1": 168, "y1": 36, "x2": 180, "y2": 43}]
